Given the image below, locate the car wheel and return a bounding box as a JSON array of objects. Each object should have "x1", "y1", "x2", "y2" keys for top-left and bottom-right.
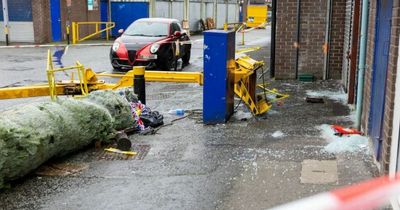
[
  {"x1": 182, "y1": 51, "x2": 191, "y2": 66},
  {"x1": 157, "y1": 50, "x2": 176, "y2": 71}
]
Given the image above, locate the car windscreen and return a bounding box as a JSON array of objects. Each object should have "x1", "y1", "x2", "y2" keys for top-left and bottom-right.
[{"x1": 124, "y1": 21, "x2": 169, "y2": 37}]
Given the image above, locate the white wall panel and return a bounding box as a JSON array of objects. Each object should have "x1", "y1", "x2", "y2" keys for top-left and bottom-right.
[
  {"x1": 216, "y1": 3, "x2": 226, "y2": 28},
  {"x1": 205, "y1": 2, "x2": 214, "y2": 19},
  {"x1": 153, "y1": 0, "x2": 238, "y2": 30},
  {"x1": 155, "y1": 1, "x2": 170, "y2": 18},
  {"x1": 171, "y1": 2, "x2": 184, "y2": 20},
  {"x1": 189, "y1": 3, "x2": 201, "y2": 31},
  {"x1": 0, "y1": 22, "x2": 34, "y2": 42},
  {"x1": 228, "y1": 4, "x2": 238, "y2": 23}
]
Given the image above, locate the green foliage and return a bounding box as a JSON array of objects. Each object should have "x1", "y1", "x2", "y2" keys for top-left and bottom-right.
[{"x1": 0, "y1": 90, "x2": 134, "y2": 188}]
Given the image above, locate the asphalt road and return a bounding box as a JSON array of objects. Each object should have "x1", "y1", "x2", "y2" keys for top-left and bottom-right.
[
  {"x1": 0, "y1": 27, "x2": 379, "y2": 210},
  {"x1": 0, "y1": 28, "x2": 270, "y2": 110}
]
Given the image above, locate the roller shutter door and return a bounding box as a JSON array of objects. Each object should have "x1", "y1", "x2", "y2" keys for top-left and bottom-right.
[{"x1": 0, "y1": 0, "x2": 34, "y2": 42}]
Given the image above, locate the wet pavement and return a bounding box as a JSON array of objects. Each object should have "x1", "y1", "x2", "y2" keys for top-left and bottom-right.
[{"x1": 0, "y1": 28, "x2": 379, "y2": 209}]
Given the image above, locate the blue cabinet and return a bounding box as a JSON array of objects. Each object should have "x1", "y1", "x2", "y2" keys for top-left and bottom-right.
[{"x1": 203, "y1": 30, "x2": 235, "y2": 124}]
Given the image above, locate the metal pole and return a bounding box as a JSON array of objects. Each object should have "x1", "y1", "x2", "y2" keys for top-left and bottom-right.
[
  {"x1": 241, "y1": 26, "x2": 245, "y2": 45},
  {"x1": 213, "y1": 0, "x2": 217, "y2": 26},
  {"x1": 200, "y1": 0, "x2": 204, "y2": 20},
  {"x1": 2, "y1": 0, "x2": 10, "y2": 46},
  {"x1": 184, "y1": 0, "x2": 189, "y2": 20},
  {"x1": 183, "y1": 0, "x2": 189, "y2": 31},
  {"x1": 323, "y1": 0, "x2": 333, "y2": 80},
  {"x1": 242, "y1": 0, "x2": 248, "y2": 23},
  {"x1": 270, "y1": 0, "x2": 276, "y2": 78},
  {"x1": 66, "y1": 4, "x2": 72, "y2": 45},
  {"x1": 149, "y1": 0, "x2": 156, "y2": 17},
  {"x1": 66, "y1": 24, "x2": 70, "y2": 45},
  {"x1": 169, "y1": 0, "x2": 172, "y2": 18},
  {"x1": 347, "y1": 0, "x2": 361, "y2": 104},
  {"x1": 108, "y1": 0, "x2": 112, "y2": 38},
  {"x1": 133, "y1": 66, "x2": 146, "y2": 104},
  {"x1": 225, "y1": 0, "x2": 228, "y2": 24},
  {"x1": 295, "y1": 0, "x2": 301, "y2": 79},
  {"x1": 355, "y1": 0, "x2": 369, "y2": 129}
]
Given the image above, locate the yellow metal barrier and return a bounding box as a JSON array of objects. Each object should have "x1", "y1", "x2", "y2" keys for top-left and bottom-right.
[
  {"x1": 96, "y1": 71, "x2": 204, "y2": 90},
  {"x1": 72, "y1": 22, "x2": 115, "y2": 44},
  {"x1": 236, "y1": 47, "x2": 261, "y2": 54},
  {"x1": 0, "y1": 51, "x2": 287, "y2": 116},
  {"x1": 46, "y1": 50, "x2": 89, "y2": 100},
  {"x1": 223, "y1": 22, "x2": 243, "y2": 31},
  {"x1": 224, "y1": 22, "x2": 246, "y2": 46}
]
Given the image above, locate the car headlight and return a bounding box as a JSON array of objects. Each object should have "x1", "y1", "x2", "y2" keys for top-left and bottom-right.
[
  {"x1": 150, "y1": 43, "x2": 160, "y2": 54},
  {"x1": 112, "y1": 42, "x2": 120, "y2": 51}
]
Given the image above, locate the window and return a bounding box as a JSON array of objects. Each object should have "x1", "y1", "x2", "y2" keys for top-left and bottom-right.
[
  {"x1": 170, "y1": 23, "x2": 181, "y2": 35},
  {"x1": 124, "y1": 21, "x2": 169, "y2": 37}
]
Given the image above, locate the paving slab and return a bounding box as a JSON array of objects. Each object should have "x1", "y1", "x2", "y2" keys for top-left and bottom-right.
[{"x1": 300, "y1": 160, "x2": 338, "y2": 184}]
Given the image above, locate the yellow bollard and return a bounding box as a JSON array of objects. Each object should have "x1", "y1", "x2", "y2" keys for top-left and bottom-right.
[
  {"x1": 242, "y1": 27, "x2": 245, "y2": 45},
  {"x1": 224, "y1": 23, "x2": 228, "y2": 31},
  {"x1": 72, "y1": 22, "x2": 77, "y2": 44},
  {"x1": 76, "y1": 23, "x2": 79, "y2": 44},
  {"x1": 133, "y1": 66, "x2": 146, "y2": 104},
  {"x1": 106, "y1": 23, "x2": 110, "y2": 41},
  {"x1": 66, "y1": 25, "x2": 70, "y2": 45}
]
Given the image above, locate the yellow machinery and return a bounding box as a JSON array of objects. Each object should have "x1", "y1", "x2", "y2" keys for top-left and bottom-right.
[
  {"x1": 0, "y1": 49, "x2": 287, "y2": 116},
  {"x1": 247, "y1": 5, "x2": 268, "y2": 28}
]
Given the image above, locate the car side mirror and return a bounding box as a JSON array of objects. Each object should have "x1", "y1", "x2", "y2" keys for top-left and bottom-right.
[
  {"x1": 181, "y1": 30, "x2": 187, "y2": 36},
  {"x1": 173, "y1": 31, "x2": 182, "y2": 37},
  {"x1": 118, "y1": 29, "x2": 124, "y2": 34}
]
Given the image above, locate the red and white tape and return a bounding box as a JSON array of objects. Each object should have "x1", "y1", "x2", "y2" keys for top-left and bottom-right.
[{"x1": 270, "y1": 174, "x2": 400, "y2": 210}]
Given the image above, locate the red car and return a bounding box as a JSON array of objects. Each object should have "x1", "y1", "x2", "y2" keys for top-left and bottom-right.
[{"x1": 110, "y1": 18, "x2": 191, "y2": 71}]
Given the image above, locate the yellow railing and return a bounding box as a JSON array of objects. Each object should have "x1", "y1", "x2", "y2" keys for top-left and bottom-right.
[{"x1": 71, "y1": 22, "x2": 115, "y2": 44}]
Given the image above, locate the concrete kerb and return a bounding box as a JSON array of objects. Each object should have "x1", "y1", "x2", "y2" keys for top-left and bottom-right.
[{"x1": 0, "y1": 43, "x2": 113, "y2": 49}]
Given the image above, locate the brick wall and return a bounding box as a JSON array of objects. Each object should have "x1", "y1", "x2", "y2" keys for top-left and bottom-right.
[
  {"x1": 380, "y1": 0, "x2": 400, "y2": 173},
  {"x1": 275, "y1": 0, "x2": 346, "y2": 80},
  {"x1": 361, "y1": 0, "x2": 400, "y2": 174},
  {"x1": 297, "y1": 0, "x2": 327, "y2": 79},
  {"x1": 329, "y1": 0, "x2": 346, "y2": 79},
  {"x1": 342, "y1": 0, "x2": 354, "y2": 88},
  {"x1": 361, "y1": 0, "x2": 376, "y2": 135},
  {"x1": 31, "y1": 0, "x2": 51, "y2": 43},
  {"x1": 60, "y1": 0, "x2": 101, "y2": 41},
  {"x1": 31, "y1": 0, "x2": 102, "y2": 43},
  {"x1": 275, "y1": 0, "x2": 297, "y2": 79}
]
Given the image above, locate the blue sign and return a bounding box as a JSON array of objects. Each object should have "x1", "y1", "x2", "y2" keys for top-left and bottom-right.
[{"x1": 88, "y1": 0, "x2": 94, "y2": 10}]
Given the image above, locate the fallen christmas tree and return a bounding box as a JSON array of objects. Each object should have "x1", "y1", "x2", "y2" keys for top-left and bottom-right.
[{"x1": 0, "y1": 90, "x2": 135, "y2": 188}]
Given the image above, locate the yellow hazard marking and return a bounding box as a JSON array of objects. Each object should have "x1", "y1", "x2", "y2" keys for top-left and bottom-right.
[{"x1": 104, "y1": 148, "x2": 137, "y2": 156}]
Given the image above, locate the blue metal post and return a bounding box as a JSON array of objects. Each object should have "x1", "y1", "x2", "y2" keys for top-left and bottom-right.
[
  {"x1": 203, "y1": 30, "x2": 235, "y2": 124},
  {"x1": 355, "y1": 0, "x2": 369, "y2": 129}
]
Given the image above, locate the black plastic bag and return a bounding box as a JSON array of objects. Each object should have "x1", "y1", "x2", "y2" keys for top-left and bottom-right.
[{"x1": 140, "y1": 111, "x2": 164, "y2": 128}]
